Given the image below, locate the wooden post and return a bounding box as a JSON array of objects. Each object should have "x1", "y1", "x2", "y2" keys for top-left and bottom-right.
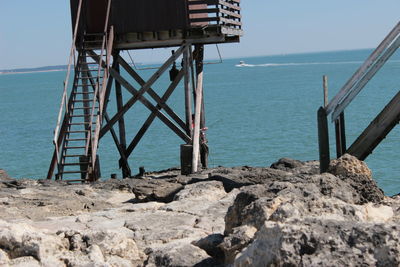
[
  {"x1": 115, "y1": 61, "x2": 130, "y2": 178},
  {"x1": 192, "y1": 56, "x2": 203, "y2": 173},
  {"x1": 323, "y1": 75, "x2": 328, "y2": 108},
  {"x1": 335, "y1": 112, "x2": 346, "y2": 158},
  {"x1": 194, "y1": 44, "x2": 208, "y2": 168},
  {"x1": 317, "y1": 107, "x2": 330, "y2": 173},
  {"x1": 183, "y1": 45, "x2": 193, "y2": 137}
]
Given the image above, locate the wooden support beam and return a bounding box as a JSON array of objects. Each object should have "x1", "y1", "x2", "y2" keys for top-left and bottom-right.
[
  {"x1": 323, "y1": 75, "x2": 328, "y2": 108},
  {"x1": 125, "y1": 70, "x2": 186, "y2": 158},
  {"x1": 117, "y1": 55, "x2": 187, "y2": 131},
  {"x1": 183, "y1": 46, "x2": 193, "y2": 137},
  {"x1": 99, "y1": 44, "x2": 186, "y2": 137},
  {"x1": 107, "y1": 67, "x2": 191, "y2": 143},
  {"x1": 194, "y1": 44, "x2": 208, "y2": 168},
  {"x1": 192, "y1": 46, "x2": 204, "y2": 173},
  {"x1": 104, "y1": 112, "x2": 132, "y2": 177},
  {"x1": 348, "y1": 90, "x2": 400, "y2": 160},
  {"x1": 317, "y1": 107, "x2": 330, "y2": 173},
  {"x1": 114, "y1": 62, "x2": 130, "y2": 177},
  {"x1": 334, "y1": 112, "x2": 346, "y2": 158}
]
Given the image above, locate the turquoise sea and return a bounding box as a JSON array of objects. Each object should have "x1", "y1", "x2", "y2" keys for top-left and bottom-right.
[{"x1": 1, "y1": 49, "x2": 400, "y2": 195}]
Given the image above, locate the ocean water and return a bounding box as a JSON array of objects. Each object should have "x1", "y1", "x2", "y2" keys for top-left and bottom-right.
[{"x1": 1, "y1": 49, "x2": 400, "y2": 195}]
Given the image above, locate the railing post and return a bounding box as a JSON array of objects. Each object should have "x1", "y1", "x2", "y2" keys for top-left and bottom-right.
[{"x1": 318, "y1": 107, "x2": 330, "y2": 173}]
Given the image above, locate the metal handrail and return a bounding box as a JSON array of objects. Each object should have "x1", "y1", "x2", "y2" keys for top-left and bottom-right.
[{"x1": 53, "y1": 0, "x2": 84, "y2": 164}]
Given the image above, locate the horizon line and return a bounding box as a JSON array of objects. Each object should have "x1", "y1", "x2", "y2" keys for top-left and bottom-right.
[{"x1": 0, "y1": 47, "x2": 376, "y2": 73}]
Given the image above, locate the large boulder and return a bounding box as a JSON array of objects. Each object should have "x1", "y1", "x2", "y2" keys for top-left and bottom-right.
[
  {"x1": 329, "y1": 154, "x2": 384, "y2": 203},
  {"x1": 235, "y1": 219, "x2": 400, "y2": 267}
]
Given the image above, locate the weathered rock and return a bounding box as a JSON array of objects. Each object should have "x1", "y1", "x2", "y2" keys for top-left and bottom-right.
[
  {"x1": 84, "y1": 230, "x2": 144, "y2": 263},
  {"x1": 146, "y1": 243, "x2": 213, "y2": 267},
  {"x1": 0, "y1": 220, "x2": 66, "y2": 262},
  {"x1": 192, "y1": 233, "x2": 224, "y2": 262},
  {"x1": 105, "y1": 178, "x2": 184, "y2": 203},
  {"x1": 329, "y1": 154, "x2": 384, "y2": 203},
  {"x1": 221, "y1": 158, "x2": 394, "y2": 264},
  {"x1": 9, "y1": 256, "x2": 41, "y2": 267},
  {"x1": 0, "y1": 160, "x2": 398, "y2": 266},
  {"x1": 329, "y1": 153, "x2": 372, "y2": 178},
  {"x1": 270, "y1": 157, "x2": 305, "y2": 171},
  {"x1": 235, "y1": 219, "x2": 400, "y2": 267},
  {"x1": 173, "y1": 181, "x2": 226, "y2": 201},
  {"x1": 208, "y1": 166, "x2": 290, "y2": 192},
  {"x1": 219, "y1": 225, "x2": 257, "y2": 264},
  {"x1": 0, "y1": 249, "x2": 9, "y2": 265}
]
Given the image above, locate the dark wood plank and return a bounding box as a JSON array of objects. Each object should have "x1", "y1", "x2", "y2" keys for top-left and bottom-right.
[
  {"x1": 104, "y1": 112, "x2": 131, "y2": 177},
  {"x1": 317, "y1": 107, "x2": 330, "y2": 173},
  {"x1": 334, "y1": 113, "x2": 346, "y2": 158},
  {"x1": 348, "y1": 90, "x2": 400, "y2": 160},
  {"x1": 183, "y1": 46, "x2": 193, "y2": 136}
]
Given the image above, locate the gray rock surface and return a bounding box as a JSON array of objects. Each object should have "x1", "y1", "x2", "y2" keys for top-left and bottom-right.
[{"x1": 0, "y1": 155, "x2": 399, "y2": 266}]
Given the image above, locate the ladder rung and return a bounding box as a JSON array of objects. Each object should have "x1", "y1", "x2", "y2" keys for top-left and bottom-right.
[
  {"x1": 72, "y1": 107, "x2": 98, "y2": 110},
  {"x1": 73, "y1": 99, "x2": 94, "y2": 102},
  {"x1": 64, "y1": 146, "x2": 86, "y2": 149},
  {"x1": 79, "y1": 69, "x2": 97, "y2": 72},
  {"x1": 58, "y1": 171, "x2": 86, "y2": 174},
  {"x1": 74, "y1": 84, "x2": 96, "y2": 87},
  {"x1": 84, "y1": 47, "x2": 101, "y2": 50},
  {"x1": 70, "y1": 115, "x2": 90, "y2": 117},
  {"x1": 69, "y1": 122, "x2": 92, "y2": 125},
  {"x1": 79, "y1": 77, "x2": 103, "y2": 79},
  {"x1": 62, "y1": 162, "x2": 90, "y2": 166},
  {"x1": 65, "y1": 130, "x2": 89, "y2": 133},
  {"x1": 73, "y1": 92, "x2": 95, "y2": 95},
  {"x1": 84, "y1": 33, "x2": 105, "y2": 36},
  {"x1": 64, "y1": 154, "x2": 86, "y2": 157},
  {"x1": 65, "y1": 138, "x2": 87, "y2": 141},
  {"x1": 83, "y1": 40, "x2": 103, "y2": 44}
]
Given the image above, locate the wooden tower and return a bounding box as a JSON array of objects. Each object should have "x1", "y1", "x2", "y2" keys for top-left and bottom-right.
[{"x1": 47, "y1": 0, "x2": 242, "y2": 181}]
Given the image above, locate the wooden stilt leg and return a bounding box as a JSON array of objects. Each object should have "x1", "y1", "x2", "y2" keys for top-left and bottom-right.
[
  {"x1": 335, "y1": 112, "x2": 346, "y2": 158},
  {"x1": 192, "y1": 45, "x2": 204, "y2": 173},
  {"x1": 194, "y1": 45, "x2": 208, "y2": 168},
  {"x1": 183, "y1": 45, "x2": 193, "y2": 137},
  {"x1": 114, "y1": 61, "x2": 130, "y2": 177},
  {"x1": 318, "y1": 107, "x2": 330, "y2": 173}
]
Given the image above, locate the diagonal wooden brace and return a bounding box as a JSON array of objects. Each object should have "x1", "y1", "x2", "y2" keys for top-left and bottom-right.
[
  {"x1": 99, "y1": 44, "x2": 186, "y2": 137},
  {"x1": 117, "y1": 55, "x2": 187, "y2": 130},
  {"x1": 107, "y1": 68, "x2": 191, "y2": 143},
  {"x1": 125, "y1": 69, "x2": 186, "y2": 158}
]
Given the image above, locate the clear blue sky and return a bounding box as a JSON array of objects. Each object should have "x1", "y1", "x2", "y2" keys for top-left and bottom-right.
[{"x1": 0, "y1": 1, "x2": 399, "y2": 69}]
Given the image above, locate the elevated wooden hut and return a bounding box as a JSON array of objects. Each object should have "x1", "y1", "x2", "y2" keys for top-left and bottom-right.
[{"x1": 48, "y1": 0, "x2": 242, "y2": 181}]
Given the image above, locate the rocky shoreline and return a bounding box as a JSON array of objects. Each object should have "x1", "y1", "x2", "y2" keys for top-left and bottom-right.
[{"x1": 0, "y1": 154, "x2": 399, "y2": 266}]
